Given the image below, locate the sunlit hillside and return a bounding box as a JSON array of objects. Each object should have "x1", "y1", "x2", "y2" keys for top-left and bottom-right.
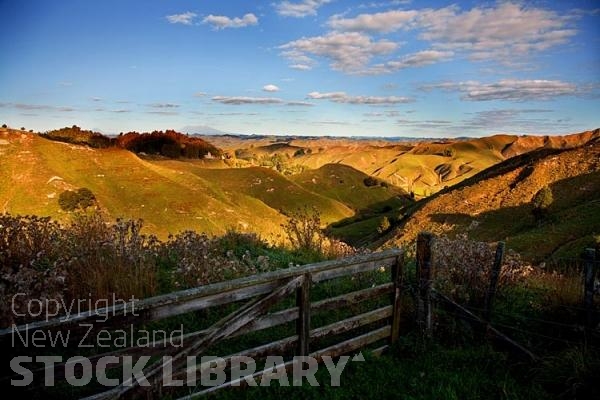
[{"x1": 380, "y1": 134, "x2": 600, "y2": 261}]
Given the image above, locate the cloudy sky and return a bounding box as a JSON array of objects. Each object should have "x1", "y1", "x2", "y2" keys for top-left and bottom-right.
[{"x1": 0, "y1": 0, "x2": 599, "y2": 137}]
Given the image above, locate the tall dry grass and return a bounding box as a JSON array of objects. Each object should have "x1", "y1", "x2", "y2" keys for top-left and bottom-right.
[
  {"x1": 2, "y1": 212, "x2": 340, "y2": 327},
  {"x1": 0, "y1": 213, "x2": 159, "y2": 327}
]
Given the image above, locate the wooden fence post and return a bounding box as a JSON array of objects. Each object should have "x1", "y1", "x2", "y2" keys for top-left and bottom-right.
[
  {"x1": 297, "y1": 273, "x2": 311, "y2": 356},
  {"x1": 484, "y1": 242, "x2": 505, "y2": 322},
  {"x1": 390, "y1": 253, "x2": 405, "y2": 344},
  {"x1": 416, "y1": 232, "x2": 433, "y2": 336},
  {"x1": 583, "y1": 248, "x2": 596, "y2": 329}
]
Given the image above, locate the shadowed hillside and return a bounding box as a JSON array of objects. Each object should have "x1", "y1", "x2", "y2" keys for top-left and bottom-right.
[{"x1": 380, "y1": 137, "x2": 600, "y2": 261}]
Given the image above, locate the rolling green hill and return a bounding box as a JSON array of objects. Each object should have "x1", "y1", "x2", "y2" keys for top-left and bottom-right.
[
  {"x1": 158, "y1": 162, "x2": 354, "y2": 223},
  {"x1": 291, "y1": 163, "x2": 410, "y2": 211},
  {"x1": 0, "y1": 129, "x2": 393, "y2": 239},
  {"x1": 0, "y1": 129, "x2": 288, "y2": 239}
]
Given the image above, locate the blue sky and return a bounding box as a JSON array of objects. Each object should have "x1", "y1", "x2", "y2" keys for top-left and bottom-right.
[{"x1": 0, "y1": 0, "x2": 599, "y2": 137}]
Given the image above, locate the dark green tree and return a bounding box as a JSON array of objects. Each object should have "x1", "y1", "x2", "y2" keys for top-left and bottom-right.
[
  {"x1": 58, "y1": 188, "x2": 96, "y2": 211},
  {"x1": 76, "y1": 188, "x2": 96, "y2": 209},
  {"x1": 58, "y1": 190, "x2": 80, "y2": 211},
  {"x1": 363, "y1": 177, "x2": 378, "y2": 187},
  {"x1": 532, "y1": 186, "x2": 553, "y2": 224},
  {"x1": 377, "y1": 216, "x2": 391, "y2": 234}
]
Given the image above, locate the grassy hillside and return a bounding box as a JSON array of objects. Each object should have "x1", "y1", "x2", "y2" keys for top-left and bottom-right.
[
  {"x1": 159, "y1": 162, "x2": 354, "y2": 223},
  {"x1": 1, "y1": 129, "x2": 396, "y2": 239},
  {"x1": 0, "y1": 129, "x2": 288, "y2": 239},
  {"x1": 380, "y1": 140, "x2": 600, "y2": 261},
  {"x1": 207, "y1": 131, "x2": 599, "y2": 197},
  {"x1": 291, "y1": 163, "x2": 409, "y2": 211}
]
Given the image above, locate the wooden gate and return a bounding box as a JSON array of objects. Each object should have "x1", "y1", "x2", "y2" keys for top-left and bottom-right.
[{"x1": 1, "y1": 249, "x2": 404, "y2": 399}]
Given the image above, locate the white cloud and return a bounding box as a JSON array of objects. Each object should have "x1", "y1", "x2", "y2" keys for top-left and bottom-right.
[
  {"x1": 325, "y1": 2, "x2": 576, "y2": 65},
  {"x1": 365, "y1": 50, "x2": 453, "y2": 74},
  {"x1": 285, "y1": 101, "x2": 314, "y2": 106},
  {"x1": 148, "y1": 103, "x2": 179, "y2": 108},
  {"x1": 5, "y1": 103, "x2": 76, "y2": 112},
  {"x1": 194, "y1": 92, "x2": 207, "y2": 97},
  {"x1": 202, "y1": 13, "x2": 258, "y2": 30},
  {"x1": 263, "y1": 84, "x2": 280, "y2": 92},
  {"x1": 146, "y1": 111, "x2": 179, "y2": 116},
  {"x1": 212, "y1": 96, "x2": 313, "y2": 106},
  {"x1": 290, "y1": 64, "x2": 313, "y2": 70},
  {"x1": 166, "y1": 12, "x2": 197, "y2": 25},
  {"x1": 212, "y1": 96, "x2": 282, "y2": 105},
  {"x1": 307, "y1": 91, "x2": 413, "y2": 104},
  {"x1": 275, "y1": 0, "x2": 331, "y2": 18},
  {"x1": 329, "y1": 9, "x2": 418, "y2": 32},
  {"x1": 280, "y1": 32, "x2": 397, "y2": 73},
  {"x1": 424, "y1": 79, "x2": 578, "y2": 101},
  {"x1": 418, "y1": 3, "x2": 576, "y2": 63}
]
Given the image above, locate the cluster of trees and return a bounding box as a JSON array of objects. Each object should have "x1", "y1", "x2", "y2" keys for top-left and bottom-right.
[
  {"x1": 115, "y1": 130, "x2": 221, "y2": 159},
  {"x1": 39, "y1": 126, "x2": 222, "y2": 160},
  {"x1": 58, "y1": 188, "x2": 96, "y2": 211},
  {"x1": 363, "y1": 176, "x2": 388, "y2": 188},
  {"x1": 41, "y1": 125, "x2": 112, "y2": 148},
  {"x1": 293, "y1": 148, "x2": 312, "y2": 157}
]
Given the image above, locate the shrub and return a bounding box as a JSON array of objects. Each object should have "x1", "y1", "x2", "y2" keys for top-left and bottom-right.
[
  {"x1": 163, "y1": 230, "x2": 274, "y2": 289},
  {"x1": 432, "y1": 234, "x2": 530, "y2": 306},
  {"x1": 444, "y1": 148, "x2": 456, "y2": 157},
  {"x1": 76, "y1": 188, "x2": 96, "y2": 208},
  {"x1": 282, "y1": 207, "x2": 355, "y2": 259},
  {"x1": 378, "y1": 216, "x2": 391, "y2": 234},
  {"x1": 2, "y1": 124, "x2": 7, "y2": 128},
  {"x1": 0, "y1": 214, "x2": 158, "y2": 327},
  {"x1": 58, "y1": 190, "x2": 80, "y2": 211},
  {"x1": 532, "y1": 186, "x2": 553, "y2": 224},
  {"x1": 282, "y1": 207, "x2": 324, "y2": 254},
  {"x1": 61, "y1": 215, "x2": 158, "y2": 301},
  {"x1": 58, "y1": 188, "x2": 96, "y2": 211},
  {"x1": 363, "y1": 177, "x2": 379, "y2": 187}
]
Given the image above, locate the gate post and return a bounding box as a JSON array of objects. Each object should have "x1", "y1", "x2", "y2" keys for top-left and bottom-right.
[
  {"x1": 416, "y1": 232, "x2": 433, "y2": 336},
  {"x1": 297, "y1": 273, "x2": 311, "y2": 356},
  {"x1": 390, "y1": 252, "x2": 405, "y2": 344}
]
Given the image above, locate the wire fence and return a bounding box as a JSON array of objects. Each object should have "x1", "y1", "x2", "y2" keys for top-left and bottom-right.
[{"x1": 413, "y1": 233, "x2": 599, "y2": 355}]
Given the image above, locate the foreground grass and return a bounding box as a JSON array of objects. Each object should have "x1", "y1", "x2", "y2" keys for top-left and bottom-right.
[{"x1": 212, "y1": 336, "x2": 547, "y2": 400}]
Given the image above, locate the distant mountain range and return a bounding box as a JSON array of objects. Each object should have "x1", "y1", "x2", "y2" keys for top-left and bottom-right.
[{"x1": 180, "y1": 125, "x2": 230, "y2": 136}]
